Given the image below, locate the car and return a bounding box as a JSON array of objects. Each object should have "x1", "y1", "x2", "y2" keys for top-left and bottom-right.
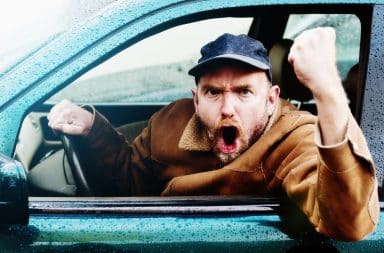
[{"x1": 0, "y1": 0, "x2": 383, "y2": 252}]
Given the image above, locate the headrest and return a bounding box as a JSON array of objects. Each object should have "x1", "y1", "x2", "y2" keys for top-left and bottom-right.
[{"x1": 269, "y1": 39, "x2": 312, "y2": 101}]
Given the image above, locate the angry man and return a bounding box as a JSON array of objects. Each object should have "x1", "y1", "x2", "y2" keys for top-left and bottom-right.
[{"x1": 47, "y1": 28, "x2": 379, "y2": 241}]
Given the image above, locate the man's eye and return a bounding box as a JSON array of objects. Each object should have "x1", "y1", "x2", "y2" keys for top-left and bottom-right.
[
  {"x1": 239, "y1": 89, "x2": 251, "y2": 96},
  {"x1": 207, "y1": 89, "x2": 219, "y2": 96}
]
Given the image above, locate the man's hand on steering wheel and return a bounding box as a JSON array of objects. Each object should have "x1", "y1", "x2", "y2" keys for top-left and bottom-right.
[
  {"x1": 48, "y1": 99, "x2": 95, "y2": 196},
  {"x1": 48, "y1": 99, "x2": 93, "y2": 136}
]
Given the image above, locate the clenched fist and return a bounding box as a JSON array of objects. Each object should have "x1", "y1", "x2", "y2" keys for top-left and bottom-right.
[
  {"x1": 47, "y1": 99, "x2": 94, "y2": 136},
  {"x1": 288, "y1": 27, "x2": 349, "y2": 145},
  {"x1": 288, "y1": 27, "x2": 344, "y2": 101}
]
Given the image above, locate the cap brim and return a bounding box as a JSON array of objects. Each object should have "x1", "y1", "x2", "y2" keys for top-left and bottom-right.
[{"x1": 188, "y1": 54, "x2": 270, "y2": 77}]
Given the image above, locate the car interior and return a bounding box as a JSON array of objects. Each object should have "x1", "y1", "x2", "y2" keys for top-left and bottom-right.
[{"x1": 13, "y1": 6, "x2": 372, "y2": 197}]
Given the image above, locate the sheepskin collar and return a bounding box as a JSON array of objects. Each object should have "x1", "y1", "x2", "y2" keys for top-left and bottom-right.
[{"x1": 178, "y1": 114, "x2": 212, "y2": 151}]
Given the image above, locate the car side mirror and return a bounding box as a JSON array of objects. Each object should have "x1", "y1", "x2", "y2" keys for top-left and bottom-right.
[{"x1": 0, "y1": 153, "x2": 28, "y2": 224}]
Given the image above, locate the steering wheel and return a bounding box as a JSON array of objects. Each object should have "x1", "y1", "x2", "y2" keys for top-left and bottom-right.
[{"x1": 60, "y1": 134, "x2": 94, "y2": 196}]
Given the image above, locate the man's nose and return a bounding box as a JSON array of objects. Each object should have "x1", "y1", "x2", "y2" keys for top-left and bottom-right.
[{"x1": 221, "y1": 93, "x2": 236, "y2": 118}]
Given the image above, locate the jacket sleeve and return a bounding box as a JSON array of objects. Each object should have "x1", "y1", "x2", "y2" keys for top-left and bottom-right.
[
  {"x1": 282, "y1": 113, "x2": 379, "y2": 241},
  {"x1": 161, "y1": 111, "x2": 380, "y2": 241},
  {"x1": 76, "y1": 108, "x2": 134, "y2": 195},
  {"x1": 78, "y1": 106, "x2": 165, "y2": 196}
]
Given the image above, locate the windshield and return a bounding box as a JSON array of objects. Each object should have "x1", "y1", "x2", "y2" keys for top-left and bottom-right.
[{"x1": 0, "y1": 0, "x2": 115, "y2": 76}]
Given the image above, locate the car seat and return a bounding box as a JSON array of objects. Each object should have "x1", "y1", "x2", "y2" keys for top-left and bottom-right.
[{"x1": 116, "y1": 120, "x2": 148, "y2": 143}]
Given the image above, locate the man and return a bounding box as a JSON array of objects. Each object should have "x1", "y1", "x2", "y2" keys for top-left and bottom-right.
[{"x1": 48, "y1": 28, "x2": 379, "y2": 241}]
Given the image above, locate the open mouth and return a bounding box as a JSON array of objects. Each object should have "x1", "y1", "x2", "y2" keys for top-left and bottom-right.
[
  {"x1": 218, "y1": 126, "x2": 239, "y2": 154},
  {"x1": 222, "y1": 126, "x2": 238, "y2": 145}
]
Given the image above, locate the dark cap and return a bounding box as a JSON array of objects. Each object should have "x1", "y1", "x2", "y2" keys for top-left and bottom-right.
[{"x1": 188, "y1": 33, "x2": 272, "y2": 81}]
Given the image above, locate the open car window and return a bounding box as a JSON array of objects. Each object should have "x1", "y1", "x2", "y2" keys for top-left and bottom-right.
[{"x1": 18, "y1": 12, "x2": 362, "y2": 198}]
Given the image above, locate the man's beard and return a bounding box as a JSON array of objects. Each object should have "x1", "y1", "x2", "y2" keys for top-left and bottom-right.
[{"x1": 200, "y1": 113, "x2": 270, "y2": 165}]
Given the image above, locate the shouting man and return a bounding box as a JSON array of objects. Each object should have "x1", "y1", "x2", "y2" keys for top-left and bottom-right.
[{"x1": 48, "y1": 28, "x2": 379, "y2": 241}]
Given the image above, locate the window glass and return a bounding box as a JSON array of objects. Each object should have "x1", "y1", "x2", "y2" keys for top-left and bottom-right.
[
  {"x1": 47, "y1": 18, "x2": 253, "y2": 104},
  {"x1": 283, "y1": 14, "x2": 361, "y2": 79}
]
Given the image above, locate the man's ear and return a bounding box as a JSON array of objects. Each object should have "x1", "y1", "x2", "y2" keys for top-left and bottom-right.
[
  {"x1": 192, "y1": 87, "x2": 199, "y2": 115},
  {"x1": 267, "y1": 85, "x2": 280, "y2": 116}
]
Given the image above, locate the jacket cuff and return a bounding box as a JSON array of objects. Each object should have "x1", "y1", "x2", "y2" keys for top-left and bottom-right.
[
  {"x1": 80, "y1": 104, "x2": 96, "y2": 136},
  {"x1": 314, "y1": 113, "x2": 374, "y2": 173},
  {"x1": 80, "y1": 105, "x2": 115, "y2": 144}
]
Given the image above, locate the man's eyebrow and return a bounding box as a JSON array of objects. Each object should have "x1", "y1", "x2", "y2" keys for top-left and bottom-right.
[
  {"x1": 232, "y1": 83, "x2": 254, "y2": 91},
  {"x1": 199, "y1": 83, "x2": 256, "y2": 92},
  {"x1": 233, "y1": 83, "x2": 252, "y2": 89},
  {"x1": 199, "y1": 82, "x2": 224, "y2": 90}
]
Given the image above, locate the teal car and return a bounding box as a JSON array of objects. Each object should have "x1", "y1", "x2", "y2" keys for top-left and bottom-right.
[{"x1": 0, "y1": 0, "x2": 383, "y2": 251}]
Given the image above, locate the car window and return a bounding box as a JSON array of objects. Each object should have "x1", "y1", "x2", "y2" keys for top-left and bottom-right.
[
  {"x1": 283, "y1": 14, "x2": 361, "y2": 79},
  {"x1": 47, "y1": 17, "x2": 253, "y2": 104}
]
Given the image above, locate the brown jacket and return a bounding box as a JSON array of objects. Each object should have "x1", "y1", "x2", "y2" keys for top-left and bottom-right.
[{"x1": 81, "y1": 98, "x2": 379, "y2": 241}]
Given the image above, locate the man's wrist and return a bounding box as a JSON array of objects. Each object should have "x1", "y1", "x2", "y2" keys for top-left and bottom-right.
[
  {"x1": 80, "y1": 104, "x2": 96, "y2": 136},
  {"x1": 311, "y1": 75, "x2": 344, "y2": 102}
]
